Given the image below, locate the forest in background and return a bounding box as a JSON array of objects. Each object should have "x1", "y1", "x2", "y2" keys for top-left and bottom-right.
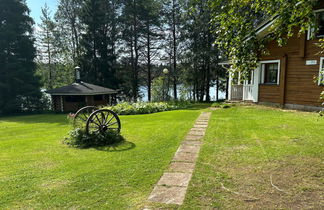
[{"x1": 36, "y1": 0, "x2": 227, "y2": 103}]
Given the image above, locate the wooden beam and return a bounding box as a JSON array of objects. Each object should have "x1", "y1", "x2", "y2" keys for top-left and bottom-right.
[
  {"x1": 280, "y1": 55, "x2": 288, "y2": 106},
  {"x1": 299, "y1": 33, "x2": 306, "y2": 58}
]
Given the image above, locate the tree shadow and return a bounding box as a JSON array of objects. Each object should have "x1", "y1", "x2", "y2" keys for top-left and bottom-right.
[
  {"x1": 0, "y1": 113, "x2": 68, "y2": 125},
  {"x1": 181, "y1": 103, "x2": 212, "y2": 110},
  {"x1": 94, "y1": 141, "x2": 136, "y2": 152}
]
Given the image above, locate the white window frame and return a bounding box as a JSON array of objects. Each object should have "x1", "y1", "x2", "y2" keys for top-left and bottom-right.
[
  {"x1": 319, "y1": 57, "x2": 324, "y2": 86},
  {"x1": 260, "y1": 60, "x2": 281, "y2": 85},
  {"x1": 307, "y1": 9, "x2": 324, "y2": 40}
]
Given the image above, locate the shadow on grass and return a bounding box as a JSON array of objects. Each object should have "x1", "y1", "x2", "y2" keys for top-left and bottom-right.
[
  {"x1": 68, "y1": 133, "x2": 136, "y2": 152},
  {"x1": 182, "y1": 103, "x2": 212, "y2": 110},
  {"x1": 0, "y1": 113, "x2": 68, "y2": 125},
  {"x1": 94, "y1": 140, "x2": 136, "y2": 152}
]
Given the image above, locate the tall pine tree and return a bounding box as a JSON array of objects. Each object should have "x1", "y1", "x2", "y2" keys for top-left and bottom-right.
[
  {"x1": 0, "y1": 0, "x2": 41, "y2": 114},
  {"x1": 79, "y1": 0, "x2": 121, "y2": 89}
]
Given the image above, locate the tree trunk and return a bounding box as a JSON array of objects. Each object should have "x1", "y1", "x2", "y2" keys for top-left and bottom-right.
[
  {"x1": 172, "y1": 0, "x2": 177, "y2": 100},
  {"x1": 147, "y1": 20, "x2": 152, "y2": 102},
  {"x1": 47, "y1": 29, "x2": 52, "y2": 89},
  {"x1": 226, "y1": 76, "x2": 229, "y2": 100},
  {"x1": 133, "y1": 0, "x2": 139, "y2": 102},
  {"x1": 216, "y1": 76, "x2": 219, "y2": 101},
  {"x1": 206, "y1": 58, "x2": 211, "y2": 102}
]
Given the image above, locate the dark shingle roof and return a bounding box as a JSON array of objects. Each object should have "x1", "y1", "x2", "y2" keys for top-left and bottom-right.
[{"x1": 46, "y1": 82, "x2": 117, "y2": 96}]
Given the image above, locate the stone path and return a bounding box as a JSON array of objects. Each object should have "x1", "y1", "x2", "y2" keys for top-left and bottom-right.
[{"x1": 148, "y1": 112, "x2": 211, "y2": 205}]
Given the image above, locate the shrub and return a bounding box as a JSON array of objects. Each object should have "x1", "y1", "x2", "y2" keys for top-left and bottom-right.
[
  {"x1": 103, "y1": 101, "x2": 191, "y2": 115},
  {"x1": 220, "y1": 103, "x2": 232, "y2": 109},
  {"x1": 211, "y1": 102, "x2": 232, "y2": 109},
  {"x1": 64, "y1": 128, "x2": 124, "y2": 148},
  {"x1": 211, "y1": 102, "x2": 222, "y2": 108}
]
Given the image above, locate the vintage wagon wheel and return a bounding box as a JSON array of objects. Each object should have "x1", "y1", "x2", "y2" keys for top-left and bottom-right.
[
  {"x1": 86, "y1": 109, "x2": 121, "y2": 135},
  {"x1": 73, "y1": 106, "x2": 98, "y2": 127}
]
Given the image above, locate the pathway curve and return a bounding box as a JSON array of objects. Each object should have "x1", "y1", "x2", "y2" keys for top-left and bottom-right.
[{"x1": 148, "y1": 112, "x2": 212, "y2": 205}]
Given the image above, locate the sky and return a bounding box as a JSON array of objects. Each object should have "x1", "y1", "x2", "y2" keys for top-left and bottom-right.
[{"x1": 26, "y1": 0, "x2": 58, "y2": 24}]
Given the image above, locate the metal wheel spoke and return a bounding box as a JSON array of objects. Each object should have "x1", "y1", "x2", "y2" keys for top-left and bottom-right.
[
  {"x1": 86, "y1": 109, "x2": 121, "y2": 135},
  {"x1": 74, "y1": 106, "x2": 97, "y2": 127},
  {"x1": 101, "y1": 113, "x2": 106, "y2": 124},
  {"x1": 82, "y1": 113, "x2": 88, "y2": 119},
  {"x1": 90, "y1": 120, "x2": 100, "y2": 127},
  {"x1": 105, "y1": 112, "x2": 110, "y2": 123},
  {"x1": 107, "y1": 121, "x2": 118, "y2": 127},
  {"x1": 95, "y1": 114, "x2": 102, "y2": 125},
  {"x1": 89, "y1": 124, "x2": 98, "y2": 129},
  {"x1": 105, "y1": 116, "x2": 115, "y2": 125}
]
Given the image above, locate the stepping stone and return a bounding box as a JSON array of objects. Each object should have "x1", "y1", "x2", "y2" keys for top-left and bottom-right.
[
  {"x1": 196, "y1": 120, "x2": 208, "y2": 124},
  {"x1": 195, "y1": 121, "x2": 208, "y2": 125},
  {"x1": 194, "y1": 124, "x2": 208, "y2": 128},
  {"x1": 201, "y1": 113, "x2": 211, "y2": 116},
  {"x1": 169, "y1": 162, "x2": 195, "y2": 173},
  {"x1": 177, "y1": 144, "x2": 200, "y2": 154},
  {"x1": 147, "y1": 112, "x2": 211, "y2": 206},
  {"x1": 182, "y1": 140, "x2": 202, "y2": 146},
  {"x1": 191, "y1": 127, "x2": 206, "y2": 132},
  {"x1": 188, "y1": 130, "x2": 205, "y2": 136},
  {"x1": 173, "y1": 152, "x2": 198, "y2": 162},
  {"x1": 157, "y1": 172, "x2": 192, "y2": 187},
  {"x1": 198, "y1": 116, "x2": 209, "y2": 119},
  {"x1": 148, "y1": 185, "x2": 187, "y2": 205},
  {"x1": 185, "y1": 135, "x2": 202, "y2": 141}
]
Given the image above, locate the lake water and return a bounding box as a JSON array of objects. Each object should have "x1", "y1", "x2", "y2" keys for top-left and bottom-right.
[{"x1": 139, "y1": 84, "x2": 226, "y2": 102}]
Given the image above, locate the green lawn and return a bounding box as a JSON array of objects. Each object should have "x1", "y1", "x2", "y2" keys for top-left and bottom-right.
[
  {"x1": 0, "y1": 105, "x2": 209, "y2": 209},
  {"x1": 1, "y1": 104, "x2": 323, "y2": 209},
  {"x1": 181, "y1": 105, "x2": 324, "y2": 209}
]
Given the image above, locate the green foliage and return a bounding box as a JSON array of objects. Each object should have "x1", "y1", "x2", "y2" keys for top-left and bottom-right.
[
  {"x1": 317, "y1": 39, "x2": 324, "y2": 54},
  {"x1": 78, "y1": 0, "x2": 121, "y2": 89},
  {"x1": 151, "y1": 76, "x2": 170, "y2": 102},
  {"x1": 211, "y1": 102, "x2": 232, "y2": 109},
  {"x1": 64, "y1": 128, "x2": 124, "y2": 148},
  {"x1": 181, "y1": 0, "x2": 224, "y2": 101},
  {"x1": 104, "y1": 101, "x2": 190, "y2": 115},
  {"x1": 0, "y1": 0, "x2": 42, "y2": 114},
  {"x1": 35, "y1": 0, "x2": 223, "y2": 103}
]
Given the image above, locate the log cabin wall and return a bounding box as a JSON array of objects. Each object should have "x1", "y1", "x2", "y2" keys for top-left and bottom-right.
[
  {"x1": 52, "y1": 96, "x2": 62, "y2": 112},
  {"x1": 259, "y1": 31, "x2": 324, "y2": 107}
]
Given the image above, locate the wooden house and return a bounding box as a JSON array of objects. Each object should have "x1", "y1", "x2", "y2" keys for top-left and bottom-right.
[
  {"x1": 46, "y1": 82, "x2": 117, "y2": 112},
  {"x1": 226, "y1": 2, "x2": 324, "y2": 111}
]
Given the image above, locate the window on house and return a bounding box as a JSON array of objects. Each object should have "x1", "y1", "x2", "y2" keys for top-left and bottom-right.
[
  {"x1": 319, "y1": 57, "x2": 324, "y2": 85},
  {"x1": 260, "y1": 61, "x2": 280, "y2": 85},
  {"x1": 308, "y1": 11, "x2": 324, "y2": 39},
  {"x1": 316, "y1": 12, "x2": 324, "y2": 38}
]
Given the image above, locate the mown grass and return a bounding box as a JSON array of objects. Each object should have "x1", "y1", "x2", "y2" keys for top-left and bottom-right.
[
  {"x1": 181, "y1": 105, "x2": 324, "y2": 209},
  {"x1": 0, "y1": 105, "x2": 210, "y2": 209},
  {"x1": 2, "y1": 104, "x2": 322, "y2": 209}
]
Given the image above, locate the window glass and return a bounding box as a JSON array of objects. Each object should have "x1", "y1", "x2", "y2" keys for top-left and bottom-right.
[
  {"x1": 264, "y1": 63, "x2": 279, "y2": 84},
  {"x1": 316, "y1": 12, "x2": 324, "y2": 37}
]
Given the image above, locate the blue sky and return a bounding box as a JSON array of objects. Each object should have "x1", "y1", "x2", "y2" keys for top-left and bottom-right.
[{"x1": 26, "y1": 0, "x2": 58, "y2": 24}]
